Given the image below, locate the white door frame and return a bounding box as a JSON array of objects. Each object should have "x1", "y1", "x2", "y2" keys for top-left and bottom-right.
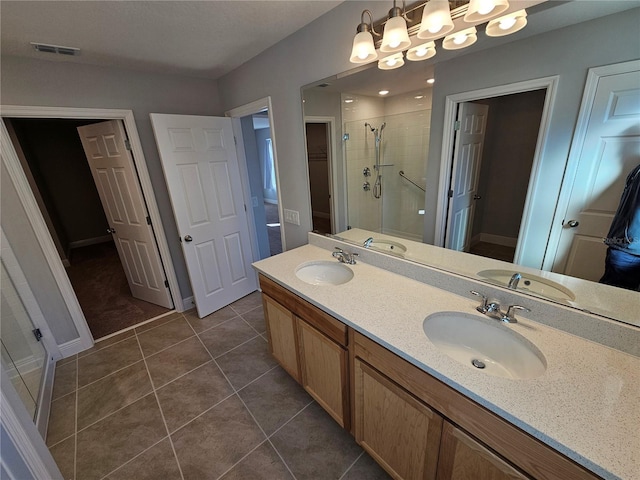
[
  {"x1": 434, "y1": 76, "x2": 559, "y2": 266},
  {"x1": 304, "y1": 116, "x2": 338, "y2": 234},
  {"x1": 226, "y1": 97, "x2": 286, "y2": 253},
  {"x1": 544, "y1": 59, "x2": 640, "y2": 271},
  {"x1": 1, "y1": 105, "x2": 183, "y2": 356}
]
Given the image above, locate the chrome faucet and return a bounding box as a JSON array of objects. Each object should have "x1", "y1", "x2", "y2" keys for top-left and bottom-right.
[
  {"x1": 363, "y1": 237, "x2": 374, "y2": 248},
  {"x1": 470, "y1": 291, "x2": 530, "y2": 324},
  {"x1": 508, "y1": 273, "x2": 522, "y2": 289},
  {"x1": 333, "y1": 247, "x2": 358, "y2": 265}
]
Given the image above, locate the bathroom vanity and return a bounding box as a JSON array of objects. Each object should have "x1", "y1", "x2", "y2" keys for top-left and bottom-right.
[{"x1": 253, "y1": 236, "x2": 639, "y2": 480}]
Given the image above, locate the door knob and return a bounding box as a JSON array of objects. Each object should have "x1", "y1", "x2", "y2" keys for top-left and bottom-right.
[
  {"x1": 183, "y1": 235, "x2": 193, "y2": 242},
  {"x1": 567, "y1": 220, "x2": 579, "y2": 228},
  {"x1": 473, "y1": 194, "x2": 482, "y2": 200},
  {"x1": 107, "y1": 228, "x2": 116, "y2": 234}
]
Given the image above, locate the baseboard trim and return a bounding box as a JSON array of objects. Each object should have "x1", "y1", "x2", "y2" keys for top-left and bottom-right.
[
  {"x1": 59, "y1": 337, "x2": 93, "y2": 357},
  {"x1": 312, "y1": 211, "x2": 330, "y2": 220},
  {"x1": 69, "y1": 235, "x2": 112, "y2": 250},
  {"x1": 476, "y1": 233, "x2": 518, "y2": 248},
  {"x1": 181, "y1": 296, "x2": 195, "y2": 312}
]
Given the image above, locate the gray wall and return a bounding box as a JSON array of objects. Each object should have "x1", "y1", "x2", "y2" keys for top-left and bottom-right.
[
  {"x1": 426, "y1": 9, "x2": 640, "y2": 267},
  {"x1": 1, "y1": 56, "x2": 222, "y2": 314}
]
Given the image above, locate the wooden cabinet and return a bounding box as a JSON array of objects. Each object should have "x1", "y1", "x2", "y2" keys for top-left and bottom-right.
[
  {"x1": 354, "y1": 358, "x2": 442, "y2": 480},
  {"x1": 437, "y1": 422, "x2": 529, "y2": 480},
  {"x1": 258, "y1": 275, "x2": 601, "y2": 480},
  {"x1": 297, "y1": 318, "x2": 348, "y2": 428},
  {"x1": 263, "y1": 294, "x2": 300, "y2": 382},
  {"x1": 259, "y1": 274, "x2": 350, "y2": 429}
]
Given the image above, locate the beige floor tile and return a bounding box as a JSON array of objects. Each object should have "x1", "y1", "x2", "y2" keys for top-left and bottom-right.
[
  {"x1": 56, "y1": 355, "x2": 77, "y2": 367},
  {"x1": 145, "y1": 336, "x2": 211, "y2": 388},
  {"x1": 136, "y1": 317, "x2": 194, "y2": 357},
  {"x1": 52, "y1": 361, "x2": 77, "y2": 400},
  {"x1": 241, "y1": 305, "x2": 267, "y2": 334},
  {"x1": 78, "y1": 330, "x2": 135, "y2": 358},
  {"x1": 184, "y1": 305, "x2": 238, "y2": 333},
  {"x1": 220, "y1": 441, "x2": 293, "y2": 480},
  {"x1": 77, "y1": 337, "x2": 142, "y2": 387},
  {"x1": 172, "y1": 395, "x2": 265, "y2": 480},
  {"x1": 216, "y1": 336, "x2": 277, "y2": 390},
  {"x1": 229, "y1": 291, "x2": 262, "y2": 314},
  {"x1": 197, "y1": 316, "x2": 257, "y2": 358},
  {"x1": 134, "y1": 311, "x2": 184, "y2": 334},
  {"x1": 157, "y1": 361, "x2": 234, "y2": 432},
  {"x1": 47, "y1": 392, "x2": 76, "y2": 447},
  {"x1": 342, "y1": 452, "x2": 392, "y2": 479},
  {"x1": 104, "y1": 438, "x2": 181, "y2": 480},
  {"x1": 76, "y1": 394, "x2": 166, "y2": 480},
  {"x1": 77, "y1": 361, "x2": 152, "y2": 430},
  {"x1": 49, "y1": 435, "x2": 75, "y2": 480}
]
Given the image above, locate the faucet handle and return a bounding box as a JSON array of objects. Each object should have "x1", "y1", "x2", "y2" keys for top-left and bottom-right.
[
  {"x1": 470, "y1": 291, "x2": 488, "y2": 313},
  {"x1": 504, "y1": 305, "x2": 531, "y2": 323}
]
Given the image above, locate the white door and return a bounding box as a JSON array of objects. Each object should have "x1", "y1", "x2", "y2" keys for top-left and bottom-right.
[
  {"x1": 552, "y1": 64, "x2": 640, "y2": 281},
  {"x1": 150, "y1": 114, "x2": 257, "y2": 318},
  {"x1": 77, "y1": 120, "x2": 173, "y2": 309},
  {"x1": 446, "y1": 102, "x2": 489, "y2": 251}
]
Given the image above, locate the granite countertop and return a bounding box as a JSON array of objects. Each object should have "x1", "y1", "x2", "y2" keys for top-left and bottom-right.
[{"x1": 253, "y1": 244, "x2": 639, "y2": 480}]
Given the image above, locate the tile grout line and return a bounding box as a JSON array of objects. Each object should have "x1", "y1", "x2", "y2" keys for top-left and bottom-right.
[
  {"x1": 133, "y1": 330, "x2": 186, "y2": 480},
  {"x1": 188, "y1": 313, "x2": 242, "y2": 336},
  {"x1": 211, "y1": 332, "x2": 262, "y2": 360},
  {"x1": 96, "y1": 436, "x2": 171, "y2": 480},
  {"x1": 337, "y1": 451, "x2": 365, "y2": 480},
  {"x1": 77, "y1": 358, "x2": 146, "y2": 391}
]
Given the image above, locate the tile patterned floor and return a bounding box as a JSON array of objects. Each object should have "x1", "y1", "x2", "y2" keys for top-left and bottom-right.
[{"x1": 47, "y1": 292, "x2": 390, "y2": 480}]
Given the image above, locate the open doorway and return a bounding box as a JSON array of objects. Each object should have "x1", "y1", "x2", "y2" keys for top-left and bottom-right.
[
  {"x1": 438, "y1": 78, "x2": 554, "y2": 266},
  {"x1": 305, "y1": 122, "x2": 333, "y2": 235},
  {"x1": 230, "y1": 100, "x2": 284, "y2": 260},
  {"x1": 6, "y1": 118, "x2": 173, "y2": 339}
]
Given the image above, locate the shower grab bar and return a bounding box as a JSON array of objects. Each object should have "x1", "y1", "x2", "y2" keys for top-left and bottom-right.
[{"x1": 399, "y1": 171, "x2": 426, "y2": 192}]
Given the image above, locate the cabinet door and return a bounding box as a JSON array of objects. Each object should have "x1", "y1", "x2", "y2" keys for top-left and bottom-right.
[
  {"x1": 437, "y1": 422, "x2": 530, "y2": 480},
  {"x1": 354, "y1": 358, "x2": 443, "y2": 480},
  {"x1": 263, "y1": 295, "x2": 300, "y2": 382},
  {"x1": 296, "y1": 318, "x2": 349, "y2": 428}
]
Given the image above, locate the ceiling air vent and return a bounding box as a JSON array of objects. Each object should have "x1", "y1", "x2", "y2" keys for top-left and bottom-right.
[{"x1": 31, "y1": 42, "x2": 80, "y2": 56}]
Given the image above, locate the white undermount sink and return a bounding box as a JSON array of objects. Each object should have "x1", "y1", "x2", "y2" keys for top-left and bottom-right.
[
  {"x1": 369, "y1": 239, "x2": 407, "y2": 255},
  {"x1": 295, "y1": 261, "x2": 354, "y2": 286},
  {"x1": 477, "y1": 269, "x2": 575, "y2": 303},
  {"x1": 423, "y1": 312, "x2": 546, "y2": 380}
]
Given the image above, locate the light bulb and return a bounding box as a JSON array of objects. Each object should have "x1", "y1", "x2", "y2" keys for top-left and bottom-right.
[
  {"x1": 428, "y1": 22, "x2": 443, "y2": 34},
  {"x1": 415, "y1": 47, "x2": 428, "y2": 57},
  {"x1": 477, "y1": 0, "x2": 495, "y2": 15},
  {"x1": 386, "y1": 57, "x2": 398, "y2": 66},
  {"x1": 499, "y1": 17, "x2": 517, "y2": 30},
  {"x1": 453, "y1": 34, "x2": 467, "y2": 45}
]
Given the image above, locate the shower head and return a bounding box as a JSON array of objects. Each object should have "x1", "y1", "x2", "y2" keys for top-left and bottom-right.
[
  {"x1": 380, "y1": 122, "x2": 387, "y2": 132},
  {"x1": 364, "y1": 122, "x2": 375, "y2": 132}
]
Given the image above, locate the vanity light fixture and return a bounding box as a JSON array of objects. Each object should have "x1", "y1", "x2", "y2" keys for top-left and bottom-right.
[
  {"x1": 350, "y1": 0, "x2": 526, "y2": 70},
  {"x1": 380, "y1": 1, "x2": 412, "y2": 53},
  {"x1": 442, "y1": 26, "x2": 477, "y2": 50},
  {"x1": 379, "y1": 90, "x2": 390, "y2": 95},
  {"x1": 417, "y1": 0, "x2": 454, "y2": 40},
  {"x1": 349, "y1": 10, "x2": 379, "y2": 63},
  {"x1": 486, "y1": 9, "x2": 527, "y2": 36},
  {"x1": 426, "y1": 78, "x2": 436, "y2": 84},
  {"x1": 406, "y1": 41, "x2": 436, "y2": 61},
  {"x1": 379, "y1": 52, "x2": 405, "y2": 70},
  {"x1": 344, "y1": 99, "x2": 355, "y2": 103}
]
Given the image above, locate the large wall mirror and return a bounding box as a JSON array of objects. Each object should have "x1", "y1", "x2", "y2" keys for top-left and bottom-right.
[{"x1": 301, "y1": 0, "x2": 640, "y2": 327}]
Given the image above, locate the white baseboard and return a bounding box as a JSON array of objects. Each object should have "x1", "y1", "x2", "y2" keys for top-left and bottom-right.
[
  {"x1": 180, "y1": 296, "x2": 195, "y2": 312},
  {"x1": 263, "y1": 199, "x2": 278, "y2": 205},
  {"x1": 59, "y1": 337, "x2": 93, "y2": 357},
  {"x1": 476, "y1": 233, "x2": 518, "y2": 248},
  {"x1": 69, "y1": 235, "x2": 112, "y2": 250},
  {"x1": 61, "y1": 258, "x2": 71, "y2": 268}
]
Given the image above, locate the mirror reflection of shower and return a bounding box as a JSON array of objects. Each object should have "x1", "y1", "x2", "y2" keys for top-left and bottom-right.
[{"x1": 364, "y1": 122, "x2": 387, "y2": 199}]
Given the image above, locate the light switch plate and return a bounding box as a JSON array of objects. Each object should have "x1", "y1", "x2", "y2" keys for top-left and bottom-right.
[{"x1": 283, "y1": 209, "x2": 300, "y2": 226}]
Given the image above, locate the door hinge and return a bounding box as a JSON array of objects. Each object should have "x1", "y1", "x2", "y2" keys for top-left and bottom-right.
[
  {"x1": 164, "y1": 280, "x2": 169, "y2": 288},
  {"x1": 454, "y1": 121, "x2": 461, "y2": 131},
  {"x1": 146, "y1": 216, "x2": 152, "y2": 225},
  {"x1": 32, "y1": 328, "x2": 43, "y2": 342},
  {"x1": 124, "y1": 139, "x2": 132, "y2": 151},
  {"x1": 448, "y1": 189, "x2": 454, "y2": 198}
]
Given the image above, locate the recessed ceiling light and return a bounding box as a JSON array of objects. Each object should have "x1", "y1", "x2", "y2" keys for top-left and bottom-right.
[
  {"x1": 414, "y1": 95, "x2": 424, "y2": 99},
  {"x1": 344, "y1": 99, "x2": 354, "y2": 103},
  {"x1": 379, "y1": 90, "x2": 390, "y2": 95},
  {"x1": 426, "y1": 78, "x2": 435, "y2": 84}
]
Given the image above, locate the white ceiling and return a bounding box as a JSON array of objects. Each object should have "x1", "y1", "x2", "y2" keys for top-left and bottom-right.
[{"x1": 0, "y1": 1, "x2": 342, "y2": 79}]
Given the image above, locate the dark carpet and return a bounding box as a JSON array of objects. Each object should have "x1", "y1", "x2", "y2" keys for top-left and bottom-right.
[{"x1": 66, "y1": 242, "x2": 171, "y2": 339}]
